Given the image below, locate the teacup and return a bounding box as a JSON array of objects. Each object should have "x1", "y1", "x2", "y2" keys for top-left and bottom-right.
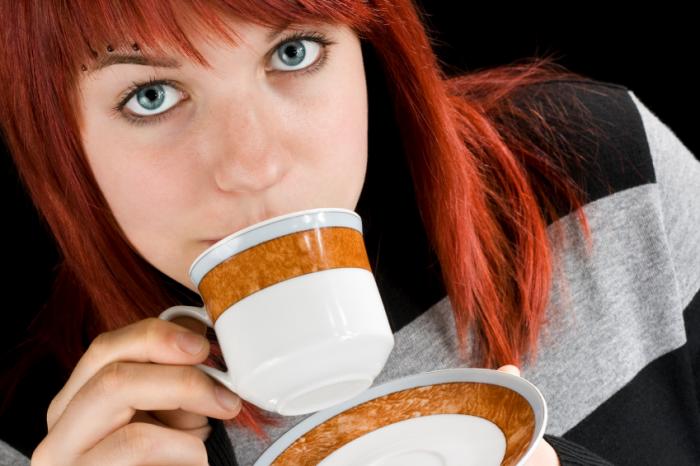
[{"x1": 159, "y1": 207, "x2": 395, "y2": 416}]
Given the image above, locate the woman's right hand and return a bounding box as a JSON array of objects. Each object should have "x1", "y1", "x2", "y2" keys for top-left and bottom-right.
[{"x1": 31, "y1": 317, "x2": 243, "y2": 465}]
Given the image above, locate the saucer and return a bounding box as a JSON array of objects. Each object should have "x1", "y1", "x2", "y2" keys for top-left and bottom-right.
[{"x1": 254, "y1": 367, "x2": 548, "y2": 466}]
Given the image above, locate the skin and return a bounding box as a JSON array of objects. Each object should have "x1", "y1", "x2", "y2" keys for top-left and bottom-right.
[
  {"x1": 35, "y1": 15, "x2": 560, "y2": 465},
  {"x1": 33, "y1": 18, "x2": 371, "y2": 465},
  {"x1": 33, "y1": 318, "x2": 236, "y2": 465},
  {"x1": 77, "y1": 18, "x2": 369, "y2": 294}
]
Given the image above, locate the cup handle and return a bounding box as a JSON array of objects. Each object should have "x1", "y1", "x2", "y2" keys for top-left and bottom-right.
[{"x1": 158, "y1": 305, "x2": 236, "y2": 393}]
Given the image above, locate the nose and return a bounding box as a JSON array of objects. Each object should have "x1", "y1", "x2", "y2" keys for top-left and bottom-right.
[{"x1": 207, "y1": 97, "x2": 290, "y2": 194}]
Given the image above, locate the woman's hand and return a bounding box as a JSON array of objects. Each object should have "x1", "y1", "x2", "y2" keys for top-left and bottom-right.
[
  {"x1": 31, "y1": 317, "x2": 242, "y2": 466},
  {"x1": 496, "y1": 365, "x2": 560, "y2": 466}
]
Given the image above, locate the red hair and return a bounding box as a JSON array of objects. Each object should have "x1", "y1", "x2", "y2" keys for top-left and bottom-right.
[{"x1": 0, "y1": 0, "x2": 600, "y2": 440}]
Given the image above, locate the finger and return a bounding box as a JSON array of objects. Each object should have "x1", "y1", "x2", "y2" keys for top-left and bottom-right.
[
  {"x1": 149, "y1": 405, "x2": 212, "y2": 432},
  {"x1": 77, "y1": 422, "x2": 208, "y2": 466},
  {"x1": 152, "y1": 316, "x2": 211, "y2": 431},
  {"x1": 130, "y1": 410, "x2": 212, "y2": 442},
  {"x1": 497, "y1": 364, "x2": 521, "y2": 377},
  {"x1": 151, "y1": 315, "x2": 211, "y2": 432},
  {"x1": 45, "y1": 362, "x2": 241, "y2": 459},
  {"x1": 48, "y1": 317, "x2": 210, "y2": 432},
  {"x1": 523, "y1": 439, "x2": 558, "y2": 466}
]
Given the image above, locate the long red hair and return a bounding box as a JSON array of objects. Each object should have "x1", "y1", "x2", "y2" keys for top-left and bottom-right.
[{"x1": 0, "y1": 0, "x2": 600, "y2": 440}]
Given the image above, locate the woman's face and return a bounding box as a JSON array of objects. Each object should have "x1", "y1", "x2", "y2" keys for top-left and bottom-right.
[{"x1": 77, "y1": 19, "x2": 368, "y2": 293}]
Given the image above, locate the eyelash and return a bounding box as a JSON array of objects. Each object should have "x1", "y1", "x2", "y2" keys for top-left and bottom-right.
[{"x1": 112, "y1": 30, "x2": 336, "y2": 127}]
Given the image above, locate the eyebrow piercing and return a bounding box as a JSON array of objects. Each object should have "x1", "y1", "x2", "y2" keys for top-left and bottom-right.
[{"x1": 79, "y1": 42, "x2": 140, "y2": 71}]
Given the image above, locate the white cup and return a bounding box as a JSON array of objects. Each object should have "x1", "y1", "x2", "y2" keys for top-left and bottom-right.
[{"x1": 158, "y1": 207, "x2": 395, "y2": 416}]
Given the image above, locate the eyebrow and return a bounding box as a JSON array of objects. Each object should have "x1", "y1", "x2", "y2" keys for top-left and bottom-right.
[{"x1": 88, "y1": 22, "x2": 292, "y2": 75}]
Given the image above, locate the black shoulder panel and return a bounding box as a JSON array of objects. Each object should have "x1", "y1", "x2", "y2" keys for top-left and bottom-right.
[{"x1": 511, "y1": 78, "x2": 655, "y2": 221}]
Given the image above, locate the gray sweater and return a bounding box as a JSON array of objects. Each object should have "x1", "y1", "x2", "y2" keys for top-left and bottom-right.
[
  {"x1": 3, "y1": 80, "x2": 698, "y2": 465},
  {"x1": 217, "y1": 82, "x2": 700, "y2": 465}
]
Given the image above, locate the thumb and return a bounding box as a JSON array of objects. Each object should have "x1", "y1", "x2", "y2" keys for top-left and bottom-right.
[{"x1": 496, "y1": 364, "x2": 521, "y2": 377}]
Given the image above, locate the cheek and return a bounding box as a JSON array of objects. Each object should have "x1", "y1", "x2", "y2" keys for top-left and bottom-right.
[
  {"x1": 90, "y1": 146, "x2": 203, "y2": 289},
  {"x1": 84, "y1": 133, "x2": 200, "y2": 257},
  {"x1": 321, "y1": 94, "x2": 367, "y2": 192},
  {"x1": 291, "y1": 59, "x2": 368, "y2": 201}
]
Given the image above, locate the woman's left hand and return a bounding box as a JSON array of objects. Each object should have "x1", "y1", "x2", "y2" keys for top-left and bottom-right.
[{"x1": 496, "y1": 365, "x2": 560, "y2": 466}]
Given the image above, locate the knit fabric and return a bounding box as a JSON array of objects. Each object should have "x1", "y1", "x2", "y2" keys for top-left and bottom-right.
[{"x1": 3, "y1": 79, "x2": 698, "y2": 466}]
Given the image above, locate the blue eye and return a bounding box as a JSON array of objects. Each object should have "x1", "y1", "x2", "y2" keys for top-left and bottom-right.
[
  {"x1": 270, "y1": 36, "x2": 322, "y2": 71},
  {"x1": 121, "y1": 82, "x2": 184, "y2": 120},
  {"x1": 267, "y1": 30, "x2": 335, "y2": 75},
  {"x1": 112, "y1": 30, "x2": 336, "y2": 127}
]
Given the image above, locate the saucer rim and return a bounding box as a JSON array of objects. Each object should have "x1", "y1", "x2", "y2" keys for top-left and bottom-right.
[{"x1": 252, "y1": 367, "x2": 548, "y2": 466}]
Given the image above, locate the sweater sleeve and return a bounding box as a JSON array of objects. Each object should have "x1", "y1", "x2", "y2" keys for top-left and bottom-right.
[
  {"x1": 0, "y1": 420, "x2": 237, "y2": 466},
  {"x1": 0, "y1": 438, "x2": 30, "y2": 466},
  {"x1": 204, "y1": 417, "x2": 238, "y2": 466},
  {"x1": 543, "y1": 434, "x2": 616, "y2": 466},
  {"x1": 627, "y1": 89, "x2": 700, "y2": 304}
]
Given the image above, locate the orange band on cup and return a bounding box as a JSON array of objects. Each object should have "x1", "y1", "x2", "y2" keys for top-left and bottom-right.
[{"x1": 198, "y1": 226, "x2": 371, "y2": 323}]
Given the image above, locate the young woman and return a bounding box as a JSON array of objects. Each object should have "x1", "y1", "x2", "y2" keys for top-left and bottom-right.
[{"x1": 1, "y1": 1, "x2": 698, "y2": 465}]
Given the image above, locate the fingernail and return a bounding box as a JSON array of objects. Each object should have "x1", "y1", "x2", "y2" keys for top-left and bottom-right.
[
  {"x1": 176, "y1": 331, "x2": 206, "y2": 354},
  {"x1": 215, "y1": 385, "x2": 240, "y2": 410}
]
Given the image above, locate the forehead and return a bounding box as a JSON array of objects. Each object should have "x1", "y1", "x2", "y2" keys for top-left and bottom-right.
[
  {"x1": 65, "y1": 0, "x2": 371, "y2": 81},
  {"x1": 80, "y1": 18, "x2": 341, "y2": 77}
]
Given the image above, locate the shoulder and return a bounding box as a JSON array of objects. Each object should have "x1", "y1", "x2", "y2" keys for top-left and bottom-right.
[
  {"x1": 625, "y1": 88, "x2": 700, "y2": 305},
  {"x1": 518, "y1": 79, "x2": 700, "y2": 303},
  {"x1": 511, "y1": 78, "x2": 656, "y2": 216}
]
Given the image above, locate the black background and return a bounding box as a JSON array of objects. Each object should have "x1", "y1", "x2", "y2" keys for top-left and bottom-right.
[{"x1": 1, "y1": 4, "x2": 697, "y2": 459}]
